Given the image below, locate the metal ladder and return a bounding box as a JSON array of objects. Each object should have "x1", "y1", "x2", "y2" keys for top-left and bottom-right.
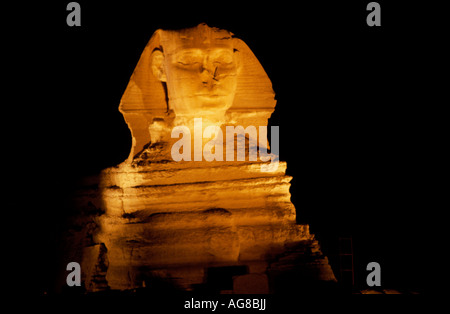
[{"x1": 338, "y1": 237, "x2": 355, "y2": 286}]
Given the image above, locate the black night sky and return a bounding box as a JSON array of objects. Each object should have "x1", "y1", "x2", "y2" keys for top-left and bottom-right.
[{"x1": 17, "y1": 1, "x2": 435, "y2": 298}]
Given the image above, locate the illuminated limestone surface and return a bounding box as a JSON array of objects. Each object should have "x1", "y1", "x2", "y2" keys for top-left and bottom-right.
[{"x1": 67, "y1": 24, "x2": 336, "y2": 293}]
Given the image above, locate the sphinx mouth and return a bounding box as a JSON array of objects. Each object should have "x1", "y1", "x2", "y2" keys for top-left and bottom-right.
[{"x1": 195, "y1": 94, "x2": 227, "y2": 98}]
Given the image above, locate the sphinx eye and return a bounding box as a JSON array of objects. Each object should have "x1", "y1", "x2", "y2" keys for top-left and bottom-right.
[
  {"x1": 177, "y1": 53, "x2": 201, "y2": 66},
  {"x1": 212, "y1": 52, "x2": 234, "y2": 66}
]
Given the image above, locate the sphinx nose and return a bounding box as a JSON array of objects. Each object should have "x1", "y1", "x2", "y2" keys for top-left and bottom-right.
[
  {"x1": 201, "y1": 69, "x2": 218, "y2": 87},
  {"x1": 200, "y1": 59, "x2": 218, "y2": 82}
]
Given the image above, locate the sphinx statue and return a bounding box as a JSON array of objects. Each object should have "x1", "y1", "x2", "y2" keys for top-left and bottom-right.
[{"x1": 67, "y1": 23, "x2": 336, "y2": 293}]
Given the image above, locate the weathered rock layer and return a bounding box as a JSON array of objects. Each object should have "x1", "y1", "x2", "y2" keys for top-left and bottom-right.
[
  {"x1": 70, "y1": 157, "x2": 335, "y2": 292},
  {"x1": 64, "y1": 24, "x2": 336, "y2": 293}
]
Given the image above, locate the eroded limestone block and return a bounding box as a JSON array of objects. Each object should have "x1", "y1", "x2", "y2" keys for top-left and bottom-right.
[
  {"x1": 81, "y1": 243, "x2": 109, "y2": 292},
  {"x1": 233, "y1": 274, "x2": 269, "y2": 294}
]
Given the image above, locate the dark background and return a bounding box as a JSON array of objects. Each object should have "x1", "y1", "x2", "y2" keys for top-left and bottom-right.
[{"x1": 18, "y1": 0, "x2": 434, "y2": 295}]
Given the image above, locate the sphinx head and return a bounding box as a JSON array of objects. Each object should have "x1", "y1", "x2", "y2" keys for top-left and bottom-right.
[
  {"x1": 119, "y1": 23, "x2": 275, "y2": 160},
  {"x1": 151, "y1": 24, "x2": 241, "y2": 118}
]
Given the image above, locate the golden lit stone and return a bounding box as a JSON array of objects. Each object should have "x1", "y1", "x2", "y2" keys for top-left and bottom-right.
[{"x1": 67, "y1": 23, "x2": 336, "y2": 293}]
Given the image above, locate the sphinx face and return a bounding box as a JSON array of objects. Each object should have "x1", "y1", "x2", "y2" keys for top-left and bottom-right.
[
  {"x1": 121, "y1": 24, "x2": 276, "y2": 159},
  {"x1": 163, "y1": 34, "x2": 239, "y2": 116}
]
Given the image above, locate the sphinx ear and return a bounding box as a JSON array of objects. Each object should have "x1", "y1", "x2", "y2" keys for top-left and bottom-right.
[{"x1": 151, "y1": 49, "x2": 167, "y2": 82}]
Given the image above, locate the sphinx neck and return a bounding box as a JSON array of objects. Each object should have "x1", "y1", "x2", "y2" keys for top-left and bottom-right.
[{"x1": 173, "y1": 113, "x2": 227, "y2": 130}]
